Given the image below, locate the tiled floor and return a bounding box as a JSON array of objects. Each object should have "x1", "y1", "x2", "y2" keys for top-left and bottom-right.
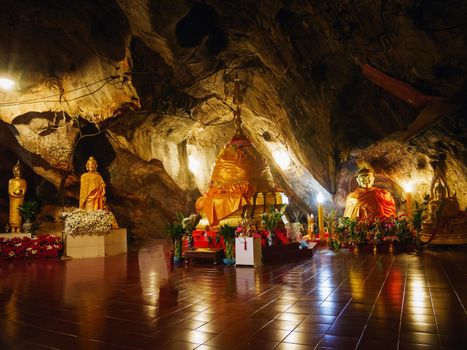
[{"x1": 1, "y1": 240, "x2": 466, "y2": 349}]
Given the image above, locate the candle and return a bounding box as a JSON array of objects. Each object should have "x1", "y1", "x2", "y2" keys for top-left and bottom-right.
[
  {"x1": 403, "y1": 183, "x2": 413, "y2": 219},
  {"x1": 317, "y1": 192, "x2": 325, "y2": 241}
]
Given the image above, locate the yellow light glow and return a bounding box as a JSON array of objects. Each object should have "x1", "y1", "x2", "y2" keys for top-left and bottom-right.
[
  {"x1": 317, "y1": 192, "x2": 324, "y2": 204},
  {"x1": 0, "y1": 77, "x2": 15, "y2": 91},
  {"x1": 403, "y1": 182, "x2": 413, "y2": 193},
  {"x1": 188, "y1": 155, "x2": 200, "y2": 174},
  {"x1": 272, "y1": 149, "x2": 292, "y2": 170}
]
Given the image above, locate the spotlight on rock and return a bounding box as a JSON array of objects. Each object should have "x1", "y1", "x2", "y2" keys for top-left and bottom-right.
[
  {"x1": 272, "y1": 148, "x2": 292, "y2": 170},
  {"x1": 188, "y1": 155, "x2": 201, "y2": 174},
  {"x1": 0, "y1": 77, "x2": 15, "y2": 91}
]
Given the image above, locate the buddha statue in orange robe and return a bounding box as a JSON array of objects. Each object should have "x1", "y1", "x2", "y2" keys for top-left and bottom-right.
[
  {"x1": 196, "y1": 77, "x2": 287, "y2": 229},
  {"x1": 9, "y1": 161, "x2": 27, "y2": 232},
  {"x1": 344, "y1": 168, "x2": 396, "y2": 220},
  {"x1": 79, "y1": 156, "x2": 106, "y2": 211},
  {"x1": 195, "y1": 133, "x2": 281, "y2": 227}
]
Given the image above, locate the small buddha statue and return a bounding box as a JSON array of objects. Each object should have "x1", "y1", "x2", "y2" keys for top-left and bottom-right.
[
  {"x1": 420, "y1": 181, "x2": 467, "y2": 244},
  {"x1": 344, "y1": 168, "x2": 396, "y2": 220},
  {"x1": 79, "y1": 156, "x2": 106, "y2": 211},
  {"x1": 307, "y1": 213, "x2": 315, "y2": 236},
  {"x1": 9, "y1": 161, "x2": 27, "y2": 233},
  {"x1": 427, "y1": 183, "x2": 459, "y2": 222}
]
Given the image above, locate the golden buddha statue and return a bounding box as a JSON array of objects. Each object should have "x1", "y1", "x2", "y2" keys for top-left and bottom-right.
[
  {"x1": 195, "y1": 128, "x2": 287, "y2": 229},
  {"x1": 420, "y1": 181, "x2": 467, "y2": 244},
  {"x1": 79, "y1": 156, "x2": 106, "y2": 211},
  {"x1": 9, "y1": 161, "x2": 27, "y2": 233},
  {"x1": 195, "y1": 77, "x2": 287, "y2": 229},
  {"x1": 344, "y1": 168, "x2": 396, "y2": 220}
]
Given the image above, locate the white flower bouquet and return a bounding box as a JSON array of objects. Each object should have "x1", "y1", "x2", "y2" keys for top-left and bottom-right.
[{"x1": 61, "y1": 208, "x2": 114, "y2": 236}]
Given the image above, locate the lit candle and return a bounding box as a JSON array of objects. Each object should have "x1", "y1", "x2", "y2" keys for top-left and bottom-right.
[
  {"x1": 317, "y1": 192, "x2": 325, "y2": 241},
  {"x1": 403, "y1": 182, "x2": 413, "y2": 219}
]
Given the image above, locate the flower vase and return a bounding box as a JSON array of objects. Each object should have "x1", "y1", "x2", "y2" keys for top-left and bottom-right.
[
  {"x1": 223, "y1": 241, "x2": 235, "y2": 265},
  {"x1": 267, "y1": 230, "x2": 274, "y2": 246},
  {"x1": 373, "y1": 242, "x2": 378, "y2": 254},
  {"x1": 22, "y1": 220, "x2": 33, "y2": 235},
  {"x1": 389, "y1": 242, "x2": 394, "y2": 254},
  {"x1": 187, "y1": 235, "x2": 194, "y2": 249},
  {"x1": 173, "y1": 238, "x2": 183, "y2": 264}
]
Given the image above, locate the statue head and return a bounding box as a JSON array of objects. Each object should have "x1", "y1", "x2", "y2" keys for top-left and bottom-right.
[
  {"x1": 12, "y1": 161, "x2": 22, "y2": 178},
  {"x1": 356, "y1": 168, "x2": 374, "y2": 189},
  {"x1": 434, "y1": 182, "x2": 447, "y2": 200},
  {"x1": 86, "y1": 156, "x2": 98, "y2": 172}
]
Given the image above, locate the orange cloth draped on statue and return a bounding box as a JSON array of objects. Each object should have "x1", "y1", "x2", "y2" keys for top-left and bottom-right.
[
  {"x1": 79, "y1": 172, "x2": 106, "y2": 210},
  {"x1": 196, "y1": 135, "x2": 276, "y2": 226},
  {"x1": 196, "y1": 183, "x2": 253, "y2": 226},
  {"x1": 344, "y1": 187, "x2": 396, "y2": 220}
]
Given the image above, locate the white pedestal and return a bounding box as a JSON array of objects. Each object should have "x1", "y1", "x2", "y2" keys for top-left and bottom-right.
[
  {"x1": 65, "y1": 228, "x2": 127, "y2": 259},
  {"x1": 235, "y1": 237, "x2": 262, "y2": 266},
  {"x1": 0, "y1": 233, "x2": 32, "y2": 239}
]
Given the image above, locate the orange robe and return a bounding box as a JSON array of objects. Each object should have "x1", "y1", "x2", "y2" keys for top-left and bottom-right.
[
  {"x1": 196, "y1": 135, "x2": 276, "y2": 226},
  {"x1": 344, "y1": 187, "x2": 396, "y2": 220},
  {"x1": 79, "y1": 172, "x2": 106, "y2": 210}
]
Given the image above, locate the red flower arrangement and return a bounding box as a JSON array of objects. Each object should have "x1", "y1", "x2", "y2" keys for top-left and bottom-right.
[{"x1": 0, "y1": 235, "x2": 63, "y2": 259}]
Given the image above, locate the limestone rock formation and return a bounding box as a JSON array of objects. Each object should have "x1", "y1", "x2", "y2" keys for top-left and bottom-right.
[{"x1": 0, "y1": 0, "x2": 465, "y2": 238}]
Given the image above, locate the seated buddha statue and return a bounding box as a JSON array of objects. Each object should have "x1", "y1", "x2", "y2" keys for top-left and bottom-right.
[
  {"x1": 196, "y1": 77, "x2": 287, "y2": 230},
  {"x1": 79, "y1": 156, "x2": 106, "y2": 211},
  {"x1": 421, "y1": 181, "x2": 467, "y2": 244},
  {"x1": 344, "y1": 168, "x2": 396, "y2": 220},
  {"x1": 9, "y1": 161, "x2": 27, "y2": 233},
  {"x1": 427, "y1": 182, "x2": 460, "y2": 223},
  {"x1": 195, "y1": 117, "x2": 287, "y2": 229}
]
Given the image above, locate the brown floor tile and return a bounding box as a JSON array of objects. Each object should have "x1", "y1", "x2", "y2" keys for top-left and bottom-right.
[
  {"x1": 0, "y1": 241, "x2": 465, "y2": 350},
  {"x1": 254, "y1": 327, "x2": 291, "y2": 342},
  {"x1": 319, "y1": 334, "x2": 359, "y2": 349},
  {"x1": 174, "y1": 330, "x2": 217, "y2": 344},
  {"x1": 235, "y1": 338, "x2": 279, "y2": 350},
  {"x1": 163, "y1": 340, "x2": 199, "y2": 350},
  {"x1": 357, "y1": 337, "x2": 398, "y2": 350},
  {"x1": 400, "y1": 321, "x2": 437, "y2": 333},
  {"x1": 399, "y1": 331, "x2": 440, "y2": 346},
  {"x1": 261, "y1": 320, "x2": 298, "y2": 332},
  {"x1": 275, "y1": 343, "x2": 315, "y2": 350},
  {"x1": 283, "y1": 330, "x2": 323, "y2": 346},
  {"x1": 294, "y1": 322, "x2": 330, "y2": 333}
]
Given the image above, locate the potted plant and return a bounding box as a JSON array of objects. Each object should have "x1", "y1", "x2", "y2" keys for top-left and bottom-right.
[
  {"x1": 261, "y1": 207, "x2": 284, "y2": 246},
  {"x1": 166, "y1": 219, "x2": 185, "y2": 264},
  {"x1": 325, "y1": 210, "x2": 340, "y2": 249},
  {"x1": 18, "y1": 201, "x2": 39, "y2": 234},
  {"x1": 217, "y1": 224, "x2": 236, "y2": 265},
  {"x1": 180, "y1": 213, "x2": 200, "y2": 248}
]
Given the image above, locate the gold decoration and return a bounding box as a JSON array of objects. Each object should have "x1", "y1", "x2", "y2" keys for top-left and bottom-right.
[
  {"x1": 9, "y1": 161, "x2": 27, "y2": 232},
  {"x1": 79, "y1": 156, "x2": 106, "y2": 211}
]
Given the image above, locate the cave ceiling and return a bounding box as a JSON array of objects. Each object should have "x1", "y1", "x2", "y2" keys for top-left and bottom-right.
[{"x1": 0, "y1": 0, "x2": 466, "y2": 238}]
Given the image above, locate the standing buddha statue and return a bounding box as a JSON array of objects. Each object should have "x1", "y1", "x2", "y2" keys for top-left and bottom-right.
[
  {"x1": 344, "y1": 168, "x2": 396, "y2": 220},
  {"x1": 79, "y1": 156, "x2": 106, "y2": 211},
  {"x1": 9, "y1": 161, "x2": 27, "y2": 233}
]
